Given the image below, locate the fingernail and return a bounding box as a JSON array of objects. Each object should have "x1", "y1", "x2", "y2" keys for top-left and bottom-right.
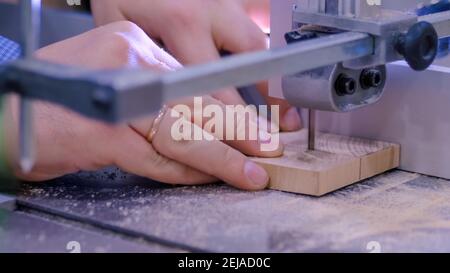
[
  {"x1": 282, "y1": 107, "x2": 302, "y2": 131},
  {"x1": 244, "y1": 161, "x2": 269, "y2": 188}
]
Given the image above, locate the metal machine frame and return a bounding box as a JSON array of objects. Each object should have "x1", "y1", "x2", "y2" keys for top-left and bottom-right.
[{"x1": 271, "y1": 0, "x2": 450, "y2": 179}]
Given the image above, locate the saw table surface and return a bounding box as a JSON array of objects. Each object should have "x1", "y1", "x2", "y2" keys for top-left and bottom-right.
[{"x1": 3, "y1": 168, "x2": 450, "y2": 252}]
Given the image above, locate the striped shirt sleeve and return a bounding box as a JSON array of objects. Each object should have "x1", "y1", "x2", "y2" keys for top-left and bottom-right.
[{"x1": 0, "y1": 35, "x2": 21, "y2": 64}]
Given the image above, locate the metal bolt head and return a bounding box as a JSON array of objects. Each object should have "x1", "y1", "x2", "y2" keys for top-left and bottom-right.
[
  {"x1": 360, "y1": 69, "x2": 382, "y2": 89},
  {"x1": 335, "y1": 74, "x2": 356, "y2": 96}
]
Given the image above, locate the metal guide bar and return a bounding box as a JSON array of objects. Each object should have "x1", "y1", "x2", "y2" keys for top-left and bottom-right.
[
  {"x1": 0, "y1": 32, "x2": 374, "y2": 122},
  {"x1": 161, "y1": 32, "x2": 373, "y2": 101}
]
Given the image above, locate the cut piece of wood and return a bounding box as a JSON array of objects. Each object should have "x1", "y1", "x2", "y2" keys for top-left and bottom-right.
[{"x1": 252, "y1": 130, "x2": 400, "y2": 196}]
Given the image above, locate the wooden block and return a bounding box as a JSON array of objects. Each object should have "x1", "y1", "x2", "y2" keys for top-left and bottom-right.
[{"x1": 252, "y1": 130, "x2": 400, "y2": 196}]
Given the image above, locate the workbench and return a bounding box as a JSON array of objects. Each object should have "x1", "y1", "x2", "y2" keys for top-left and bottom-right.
[{"x1": 2, "y1": 168, "x2": 450, "y2": 253}]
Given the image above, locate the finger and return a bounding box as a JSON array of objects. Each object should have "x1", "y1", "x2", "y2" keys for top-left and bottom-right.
[
  {"x1": 130, "y1": 97, "x2": 283, "y2": 158},
  {"x1": 212, "y1": 2, "x2": 269, "y2": 54},
  {"x1": 106, "y1": 125, "x2": 216, "y2": 185},
  {"x1": 120, "y1": 22, "x2": 182, "y2": 71},
  {"x1": 109, "y1": 21, "x2": 182, "y2": 72},
  {"x1": 242, "y1": 0, "x2": 270, "y2": 32},
  {"x1": 133, "y1": 108, "x2": 269, "y2": 190},
  {"x1": 213, "y1": 9, "x2": 302, "y2": 132},
  {"x1": 160, "y1": 24, "x2": 246, "y2": 106},
  {"x1": 256, "y1": 81, "x2": 303, "y2": 132},
  {"x1": 167, "y1": 96, "x2": 284, "y2": 157},
  {"x1": 151, "y1": 45, "x2": 182, "y2": 71}
]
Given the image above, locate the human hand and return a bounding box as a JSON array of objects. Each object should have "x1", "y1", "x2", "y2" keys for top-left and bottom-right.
[
  {"x1": 91, "y1": 0, "x2": 302, "y2": 131},
  {"x1": 4, "y1": 21, "x2": 279, "y2": 190}
]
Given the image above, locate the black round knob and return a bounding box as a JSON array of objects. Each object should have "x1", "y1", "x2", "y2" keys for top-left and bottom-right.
[
  {"x1": 335, "y1": 74, "x2": 356, "y2": 96},
  {"x1": 396, "y1": 21, "x2": 438, "y2": 71}
]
